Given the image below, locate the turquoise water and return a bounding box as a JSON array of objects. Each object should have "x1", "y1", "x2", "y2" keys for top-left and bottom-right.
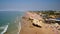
[{"x1": 0, "y1": 11, "x2": 24, "y2": 34}]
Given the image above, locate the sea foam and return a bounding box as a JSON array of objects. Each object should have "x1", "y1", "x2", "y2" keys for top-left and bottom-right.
[{"x1": 0, "y1": 23, "x2": 9, "y2": 34}]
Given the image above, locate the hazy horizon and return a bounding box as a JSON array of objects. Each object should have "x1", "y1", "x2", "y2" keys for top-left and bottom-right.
[{"x1": 0, "y1": 0, "x2": 60, "y2": 11}]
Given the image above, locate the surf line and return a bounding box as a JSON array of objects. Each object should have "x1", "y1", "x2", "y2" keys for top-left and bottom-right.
[
  {"x1": 16, "y1": 16, "x2": 21, "y2": 34},
  {"x1": 1, "y1": 23, "x2": 9, "y2": 34}
]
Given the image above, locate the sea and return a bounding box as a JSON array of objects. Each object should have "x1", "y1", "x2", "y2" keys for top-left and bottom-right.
[{"x1": 0, "y1": 11, "x2": 24, "y2": 34}]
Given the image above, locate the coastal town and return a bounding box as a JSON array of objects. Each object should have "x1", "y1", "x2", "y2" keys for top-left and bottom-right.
[{"x1": 20, "y1": 11, "x2": 60, "y2": 34}]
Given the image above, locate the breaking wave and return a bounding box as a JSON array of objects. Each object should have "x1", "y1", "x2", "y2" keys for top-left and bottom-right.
[{"x1": 0, "y1": 23, "x2": 9, "y2": 34}]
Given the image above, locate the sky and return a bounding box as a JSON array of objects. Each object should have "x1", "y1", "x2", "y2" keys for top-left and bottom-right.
[{"x1": 0, "y1": 0, "x2": 60, "y2": 11}]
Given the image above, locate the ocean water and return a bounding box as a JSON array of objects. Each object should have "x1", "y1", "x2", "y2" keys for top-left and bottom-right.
[{"x1": 0, "y1": 11, "x2": 24, "y2": 34}]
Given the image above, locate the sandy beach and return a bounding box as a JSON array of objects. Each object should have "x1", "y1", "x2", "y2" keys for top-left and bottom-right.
[{"x1": 20, "y1": 12, "x2": 60, "y2": 34}]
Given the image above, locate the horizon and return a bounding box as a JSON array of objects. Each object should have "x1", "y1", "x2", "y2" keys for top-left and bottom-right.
[{"x1": 0, "y1": 0, "x2": 60, "y2": 11}]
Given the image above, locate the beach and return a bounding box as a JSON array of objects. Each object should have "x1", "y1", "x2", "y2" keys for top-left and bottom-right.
[{"x1": 20, "y1": 11, "x2": 60, "y2": 34}]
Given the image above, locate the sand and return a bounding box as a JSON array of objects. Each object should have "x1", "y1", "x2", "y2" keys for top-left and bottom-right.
[{"x1": 20, "y1": 12, "x2": 60, "y2": 34}]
